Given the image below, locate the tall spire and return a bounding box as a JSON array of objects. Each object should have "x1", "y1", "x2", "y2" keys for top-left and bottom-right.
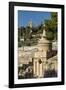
[{"x1": 42, "y1": 24, "x2": 46, "y2": 38}]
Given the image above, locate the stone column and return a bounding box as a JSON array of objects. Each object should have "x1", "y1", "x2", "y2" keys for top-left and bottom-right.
[
  {"x1": 37, "y1": 61, "x2": 39, "y2": 77},
  {"x1": 39, "y1": 63, "x2": 43, "y2": 77},
  {"x1": 33, "y1": 60, "x2": 35, "y2": 76},
  {"x1": 33, "y1": 59, "x2": 37, "y2": 77}
]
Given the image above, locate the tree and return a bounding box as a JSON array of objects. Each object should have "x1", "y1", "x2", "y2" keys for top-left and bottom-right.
[{"x1": 45, "y1": 12, "x2": 57, "y2": 41}]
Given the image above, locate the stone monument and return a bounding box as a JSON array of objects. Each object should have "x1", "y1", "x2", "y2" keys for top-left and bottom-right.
[{"x1": 33, "y1": 24, "x2": 50, "y2": 78}]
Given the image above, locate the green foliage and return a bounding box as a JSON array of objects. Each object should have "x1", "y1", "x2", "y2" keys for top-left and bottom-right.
[
  {"x1": 46, "y1": 31, "x2": 54, "y2": 41},
  {"x1": 45, "y1": 12, "x2": 57, "y2": 41}
]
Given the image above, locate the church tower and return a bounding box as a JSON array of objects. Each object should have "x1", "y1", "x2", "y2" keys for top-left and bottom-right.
[{"x1": 28, "y1": 19, "x2": 32, "y2": 29}]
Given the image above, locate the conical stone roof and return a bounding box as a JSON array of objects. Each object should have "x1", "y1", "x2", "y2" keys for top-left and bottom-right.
[
  {"x1": 38, "y1": 37, "x2": 49, "y2": 44},
  {"x1": 38, "y1": 27, "x2": 49, "y2": 44}
]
